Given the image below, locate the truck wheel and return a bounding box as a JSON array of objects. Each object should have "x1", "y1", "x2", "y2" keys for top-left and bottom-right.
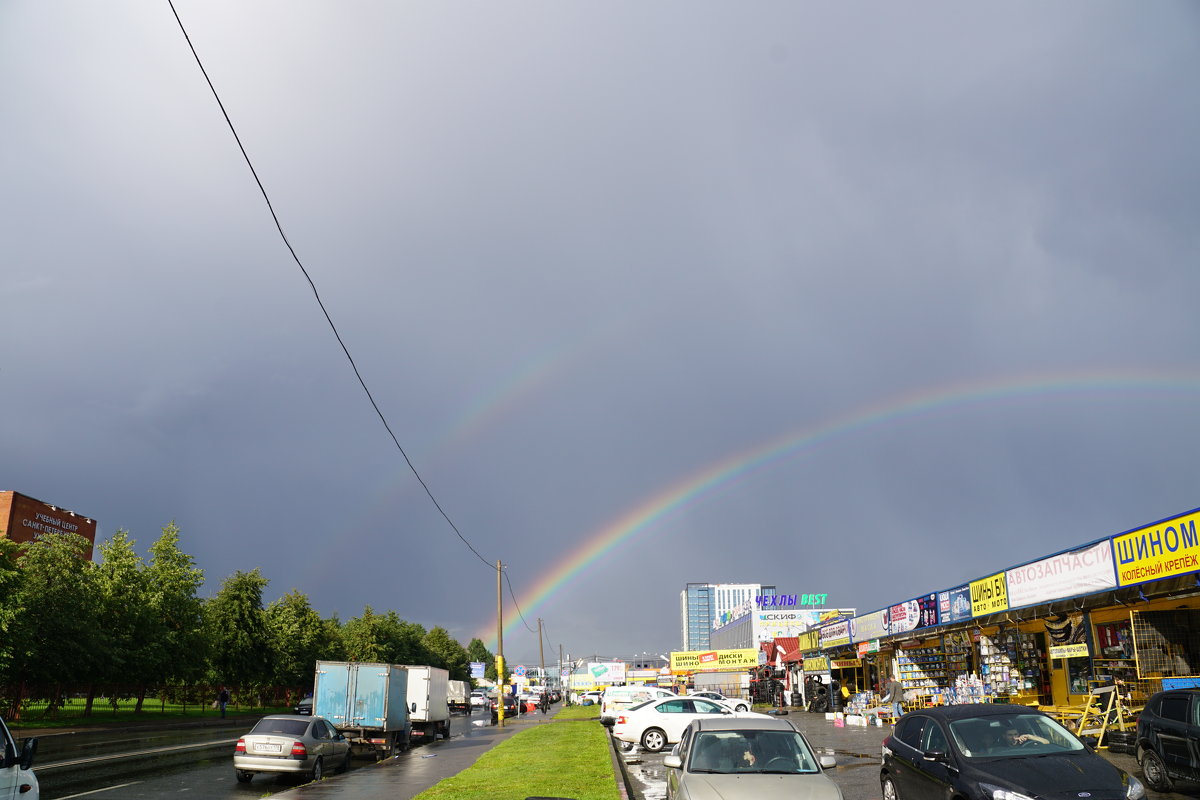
[
  {"x1": 235, "y1": 770, "x2": 253, "y2": 783},
  {"x1": 442, "y1": 720, "x2": 451, "y2": 739}
]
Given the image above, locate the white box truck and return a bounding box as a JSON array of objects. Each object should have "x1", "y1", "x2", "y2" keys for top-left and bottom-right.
[
  {"x1": 404, "y1": 665, "x2": 451, "y2": 740},
  {"x1": 447, "y1": 679, "x2": 471, "y2": 714}
]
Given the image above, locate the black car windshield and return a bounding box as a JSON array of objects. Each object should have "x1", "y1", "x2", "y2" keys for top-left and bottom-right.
[
  {"x1": 948, "y1": 713, "x2": 1085, "y2": 759},
  {"x1": 251, "y1": 718, "x2": 310, "y2": 737},
  {"x1": 688, "y1": 729, "x2": 820, "y2": 774}
]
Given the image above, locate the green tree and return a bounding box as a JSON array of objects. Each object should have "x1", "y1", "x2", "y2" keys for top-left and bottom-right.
[
  {"x1": 423, "y1": 627, "x2": 469, "y2": 680},
  {"x1": 0, "y1": 538, "x2": 26, "y2": 688},
  {"x1": 206, "y1": 569, "x2": 272, "y2": 688},
  {"x1": 7, "y1": 532, "x2": 100, "y2": 715},
  {"x1": 93, "y1": 530, "x2": 157, "y2": 715},
  {"x1": 145, "y1": 522, "x2": 207, "y2": 688},
  {"x1": 266, "y1": 590, "x2": 326, "y2": 693},
  {"x1": 342, "y1": 606, "x2": 386, "y2": 662},
  {"x1": 342, "y1": 608, "x2": 431, "y2": 665}
]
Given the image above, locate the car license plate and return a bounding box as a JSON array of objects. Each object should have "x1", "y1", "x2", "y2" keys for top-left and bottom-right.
[{"x1": 258, "y1": 743, "x2": 282, "y2": 753}]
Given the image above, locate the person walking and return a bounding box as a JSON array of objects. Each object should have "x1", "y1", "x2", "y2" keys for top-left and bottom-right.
[
  {"x1": 217, "y1": 686, "x2": 231, "y2": 719},
  {"x1": 881, "y1": 677, "x2": 904, "y2": 720}
]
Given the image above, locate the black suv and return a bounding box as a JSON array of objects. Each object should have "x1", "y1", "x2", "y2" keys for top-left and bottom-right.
[{"x1": 1136, "y1": 687, "x2": 1200, "y2": 792}]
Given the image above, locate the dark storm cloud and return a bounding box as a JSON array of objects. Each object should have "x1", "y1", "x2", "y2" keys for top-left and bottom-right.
[{"x1": 2, "y1": 1, "x2": 1197, "y2": 663}]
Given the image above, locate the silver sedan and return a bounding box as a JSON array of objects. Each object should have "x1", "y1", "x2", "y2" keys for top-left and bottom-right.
[{"x1": 234, "y1": 714, "x2": 351, "y2": 783}]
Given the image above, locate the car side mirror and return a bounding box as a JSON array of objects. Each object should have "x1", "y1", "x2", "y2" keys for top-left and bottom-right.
[
  {"x1": 411, "y1": 702, "x2": 417, "y2": 713},
  {"x1": 720, "y1": 708, "x2": 732, "y2": 715},
  {"x1": 19, "y1": 738, "x2": 37, "y2": 771},
  {"x1": 664, "y1": 754, "x2": 682, "y2": 769},
  {"x1": 922, "y1": 749, "x2": 948, "y2": 763},
  {"x1": 819, "y1": 754, "x2": 836, "y2": 769}
]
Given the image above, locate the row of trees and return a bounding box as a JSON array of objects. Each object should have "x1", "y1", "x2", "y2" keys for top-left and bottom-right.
[{"x1": 0, "y1": 523, "x2": 498, "y2": 717}]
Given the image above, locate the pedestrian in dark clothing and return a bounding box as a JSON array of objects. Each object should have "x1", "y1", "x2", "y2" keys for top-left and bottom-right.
[
  {"x1": 217, "y1": 686, "x2": 231, "y2": 718},
  {"x1": 539, "y1": 691, "x2": 550, "y2": 714}
]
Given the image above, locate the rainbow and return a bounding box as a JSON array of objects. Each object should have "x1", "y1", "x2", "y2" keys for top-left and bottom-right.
[{"x1": 479, "y1": 367, "x2": 1200, "y2": 647}]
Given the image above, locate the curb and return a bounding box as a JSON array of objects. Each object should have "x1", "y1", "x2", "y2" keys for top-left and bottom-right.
[{"x1": 608, "y1": 732, "x2": 637, "y2": 800}]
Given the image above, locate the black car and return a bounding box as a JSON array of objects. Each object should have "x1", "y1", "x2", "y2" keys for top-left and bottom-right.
[
  {"x1": 490, "y1": 694, "x2": 523, "y2": 723},
  {"x1": 1136, "y1": 687, "x2": 1200, "y2": 792},
  {"x1": 293, "y1": 697, "x2": 313, "y2": 715},
  {"x1": 881, "y1": 703, "x2": 1145, "y2": 800}
]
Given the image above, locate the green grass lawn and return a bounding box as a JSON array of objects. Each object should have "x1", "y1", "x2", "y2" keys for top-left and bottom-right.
[
  {"x1": 8, "y1": 700, "x2": 289, "y2": 730},
  {"x1": 413, "y1": 708, "x2": 619, "y2": 800}
]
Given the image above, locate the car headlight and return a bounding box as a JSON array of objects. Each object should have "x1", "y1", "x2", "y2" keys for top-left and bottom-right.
[
  {"x1": 979, "y1": 783, "x2": 1036, "y2": 800},
  {"x1": 1125, "y1": 774, "x2": 1146, "y2": 800}
]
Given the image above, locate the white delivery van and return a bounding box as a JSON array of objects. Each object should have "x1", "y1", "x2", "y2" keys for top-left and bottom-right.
[
  {"x1": 1, "y1": 715, "x2": 38, "y2": 799},
  {"x1": 600, "y1": 685, "x2": 676, "y2": 725}
]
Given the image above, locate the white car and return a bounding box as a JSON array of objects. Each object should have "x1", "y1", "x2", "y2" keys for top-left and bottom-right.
[
  {"x1": 1, "y1": 715, "x2": 38, "y2": 799},
  {"x1": 688, "y1": 691, "x2": 750, "y2": 712},
  {"x1": 612, "y1": 696, "x2": 761, "y2": 752},
  {"x1": 601, "y1": 685, "x2": 677, "y2": 725},
  {"x1": 469, "y1": 690, "x2": 488, "y2": 708}
]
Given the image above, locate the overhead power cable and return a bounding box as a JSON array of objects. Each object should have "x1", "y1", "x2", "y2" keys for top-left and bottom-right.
[
  {"x1": 166, "y1": 0, "x2": 492, "y2": 569},
  {"x1": 504, "y1": 571, "x2": 538, "y2": 633}
]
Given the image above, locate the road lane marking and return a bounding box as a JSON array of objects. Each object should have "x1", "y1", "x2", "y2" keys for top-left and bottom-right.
[{"x1": 56, "y1": 781, "x2": 144, "y2": 799}]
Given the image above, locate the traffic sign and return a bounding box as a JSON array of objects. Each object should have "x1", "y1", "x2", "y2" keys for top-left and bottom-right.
[{"x1": 514, "y1": 665, "x2": 526, "y2": 677}]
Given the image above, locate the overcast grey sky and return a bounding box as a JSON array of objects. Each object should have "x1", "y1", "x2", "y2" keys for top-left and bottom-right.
[{"x1": 3, "y1": 2, "x2": 1198, "y2": 665}]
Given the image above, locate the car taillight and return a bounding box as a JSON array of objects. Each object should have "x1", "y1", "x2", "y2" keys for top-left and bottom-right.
[
  {"x1": 290, "y1": 741, "x2": 307, "y2": 758},
  {"x1": 235, "y1": 738, "x2": 246, "y2": 753},
  {"x1": 616, "y1": 716, "x2": 626, "y2": 725}
]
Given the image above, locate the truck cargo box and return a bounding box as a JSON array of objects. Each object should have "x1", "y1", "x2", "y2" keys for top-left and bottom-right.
[
  {"x1": 313, "y1": 661, "x2": 411, "y2": 757},
  {"x1": 404, "y1": 665, "x2": 451, "y2": 740}
]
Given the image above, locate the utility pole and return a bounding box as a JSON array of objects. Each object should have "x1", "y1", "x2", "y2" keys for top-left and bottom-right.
[
  {"x1": 496, "y1": 560, "x2": 506, "y2": 726},
  {"x1": 538, "y1": 618, "x2": 546, "y2": 690}
]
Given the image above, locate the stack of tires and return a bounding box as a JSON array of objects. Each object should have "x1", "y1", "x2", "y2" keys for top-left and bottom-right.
[{"x1": 1104, "y1": 728, "x2": 1135, "y2": 754}]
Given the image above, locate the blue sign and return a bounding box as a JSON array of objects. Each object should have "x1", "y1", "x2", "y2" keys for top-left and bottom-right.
[
  {"x1": 470, "y1": 661, "x2": 486, "y2": 679},
  {"x1": 514, "y1": 665, "x2": 526, "y2": 677}
]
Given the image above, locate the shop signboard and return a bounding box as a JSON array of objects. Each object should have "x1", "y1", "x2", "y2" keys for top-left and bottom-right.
[
  {"x1": 818, "y1": 619, "x2": 851, "y2": 648},
  {"x1": 1112, "y1": 509, "x2": 1200, "y2": 587},
  {"x1": 851, "y1": 609, "x2": 888, "y2": 643},
  {"x1": 755, "y1": 609, "x2": 824, "y2": 641},
  {"x1": 938, "y1": 586, "x2": 973, "y2": 622},
  {"x1": 803, "y1": 655, "x2": 830, "y2": 672},
  {"x1": 916, "y1": 593, "x2": 939, "y2": 627},
  {"x1": 831, "y1": 659, "x2": 861, "y2": 669},
  {"x1": 670, "y1": 648, "x2": 759, "y2": 674},
  {"x1": 970, "y1": 572, "x2": 1009, "y2": 616},
  {"x1": 1006, "y1": 540, "x2": 1117, "y2": 607},
  {"x1": 588, "y1": 662, "x2": 625, "y2": 683},
  {"x1": 887, "y1": 600, "x2": 920, "y2": 635},
  {"x1": 1049, "y1": 643, "x2": 1090, "y2": 659},
  {"x1": 856, "y1": 639, "x2": 880, "y2": 656}
]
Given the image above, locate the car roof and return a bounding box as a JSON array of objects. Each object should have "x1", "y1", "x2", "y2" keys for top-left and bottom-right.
[
  {"x1": 690, "y1": 715, "x2": 798, "y2": 732},
  {"x1": 902, "y1": 703, "x2": 1050, "y2": 722},
  {"x1": 260, "y1": 714, "x2": 318, "y2": 721}
]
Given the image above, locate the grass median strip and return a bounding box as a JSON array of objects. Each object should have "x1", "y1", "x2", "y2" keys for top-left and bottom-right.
[{"x1": 414, "y1": 707, "x2": 620, "y2": 800}]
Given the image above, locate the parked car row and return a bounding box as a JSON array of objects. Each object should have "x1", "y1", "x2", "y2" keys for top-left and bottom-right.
[{"x1": 638, "y1": 692, "x2": 1200, "y2": 800}]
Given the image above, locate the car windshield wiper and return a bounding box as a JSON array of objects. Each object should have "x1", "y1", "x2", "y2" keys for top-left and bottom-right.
[{"x1": 689, "y1": 768, "x2": 729, "y2": 774}]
